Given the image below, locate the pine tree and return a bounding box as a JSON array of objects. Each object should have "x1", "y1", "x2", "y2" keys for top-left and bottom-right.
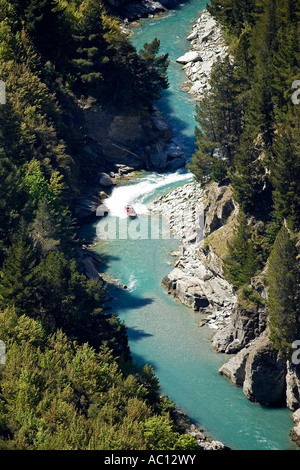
[
  {"x1": 138, "y1": 38, "x2": 169, "y2": 104},
  {"x1": 70, "y1": 0, "x2": 107, "y2": 99},
  {"x1": 271, "y1": 106, "x2": 300, "y2": 228},
  {"x1": 0, "y1": 223, "x2": 37, "y2": 315},
  {"x1": 208, "y1": 0, "x2": 257, "y2": 35},
  {"x1": 223, "y1": 211, "x2": 259, "y2": 288},
  {"x1": 187, "y1": 57, "x2": 243, "y2": 184},
  {"x1": 9, "y1": 0, "x2": 71, "y2": 68},
  {"x1": 30, "y1": 198, "x2": 75, "y2": 258},
  {"x1": 267, "y1": 225, "x2": 300, "y2": 358},
  {"x1": 249, "y1": 0, "x2": 277, "y2": 148}
]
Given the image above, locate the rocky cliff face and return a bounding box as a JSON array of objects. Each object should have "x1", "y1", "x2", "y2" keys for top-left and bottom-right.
[
  {"x1": 212, "y1": 284, "x2": 268, "y2": 354},
  {"x1": 63, "y1": 99, "x2": 185, "y2": 220},
  {"x1": 219, "y1": 333, "x2": 287, "y2": 406},
  {"x1": 105, "y1": 0, "x2": 182, "y2": 21}
]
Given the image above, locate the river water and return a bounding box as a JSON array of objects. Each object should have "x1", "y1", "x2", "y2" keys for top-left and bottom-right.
[{"x1": 85, "y1": 0, "x2": 297, "y2": 450}]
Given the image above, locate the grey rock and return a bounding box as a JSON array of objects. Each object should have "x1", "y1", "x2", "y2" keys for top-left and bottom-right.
[
  {"x1": 291, "y1": 408, "x2": 300, "y2": 446},
  {"x1": 176, "y1": 51, "x2": 202, "y2": 64},
  {"x1": 150, "y1": 181, "x2": 237, "y2": 328},
  {"x1": 65, "y1": 101, "x2": 172, "y2": 173},
  {"x1": 203, "y1": 183, "x2": 236, "y2": 236},
  {"x1": 218, "y1": 346, "x2": 249, "y2": 387},
  {"x1": 286, "y1": 362, "x2": 300, "y2": 411},
  {"x1": 99, "y1": 172, "x2": 115, "y2": 187},
  {"x1": 242, "y1": 336, "x2": 287, "y2": 406},
  {"x1": 189, "y1": 81, "x2": 202, "y2": 95},
  {"x1": 212, "y1": 298, "x2": 268, "y2": 354},
  {"x1": 72, "y1": 197, "x2": 100, "y2": 220},
  {"x1": 187, "y1": 31, "x2": 198, "y2": 41},
  {"x1": 178, "y1": 10, "x2": 228, "y2": 100}
]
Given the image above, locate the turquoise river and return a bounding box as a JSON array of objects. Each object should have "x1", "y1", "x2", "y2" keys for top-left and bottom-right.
[{"x1": 83, "y1": 0, "x2": 298, "y2": 450}]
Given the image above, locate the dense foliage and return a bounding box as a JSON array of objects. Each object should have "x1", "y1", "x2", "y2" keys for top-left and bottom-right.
[
  {"x1": 189, "y1": 0, "x2": 300, "y2": 358},
  {"x1": 267, "y1": 225, "x2": 300, "y2": 358},
  {"x1": 0, "y1": 0, "x2": 195, "y2": 451}
]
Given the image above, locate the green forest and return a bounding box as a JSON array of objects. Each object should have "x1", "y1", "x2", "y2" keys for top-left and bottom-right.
[
  {"x1": 1, "y1": 0, "x2": 300, "y2": 451},
  {"x1": 188, "y1": 0, "x2": 300, "y2": 360},
  {"x1": 0, "y1": 0, "x2": 195, "y2": 450}
]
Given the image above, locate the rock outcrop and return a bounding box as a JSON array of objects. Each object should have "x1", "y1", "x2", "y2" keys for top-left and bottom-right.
[
  {"x1": 212, "y1": 287, "x2": 268, "y2": 354},
  {"x1": 286, "y1": 362, "x2": 300, "y2": 411},
  {"x1": 218, "y1": 334, "x2": 288, "y2": 407},
  {"x1": 242, "y1": 336, "x2": 287, "y2": 406},
  {"x1": 66, "y1": 101, "x2": 187, "y2": 174},
  {"x1": 149, "y1": 175, "x2": 300, "y2": 422}
]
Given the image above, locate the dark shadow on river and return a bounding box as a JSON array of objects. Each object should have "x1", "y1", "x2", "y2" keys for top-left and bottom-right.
[{"x1": 154, "y1": 88, "x2": 197, "y2": 165}]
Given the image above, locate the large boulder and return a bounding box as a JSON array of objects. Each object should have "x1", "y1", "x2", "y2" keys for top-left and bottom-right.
[
  {"x1": 218, "y1": 346, "x2": 249, "y2": 387},
  {"x1": 99, "y1": 172, "x2": 115, "y2": 187},
  {"x1": 149, "y1": 151, "x2": 168, "y2": 170},
  {"x1": 176, "y1": 51, "x2": 202, "y2": 64},
  {"x1": 219, "y1": 335, "x2": 288, "y2": 406},
  {"x1": 71, "y1": 196, "x2": 102, "y2": 220},
  {"x1": 149, "y1": 141, "x2": 186, "y2": 171},
  {"x1": 162, "y1": 271, "x2": 209, "y2": 312},
  {"x1": 242, "y1": 337, "x2": 287, "y2": 406}
]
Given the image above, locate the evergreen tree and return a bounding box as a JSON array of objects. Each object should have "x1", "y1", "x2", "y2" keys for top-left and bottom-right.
[
  {"x1": 8, "y1": 0, "x2": 71, "y2": 68},
  {"x1": 30, "y1": 198, "x2": 75, "y2": 258},
  {"x1": 70, "y1": 0, "x2": 107, "y2": 99},
  {"x1": 0, "y1": 158, "x2": 25, "y2": 262},
  {"x1": 223, "y1": 211, "x2": 259, "y2": 288},
  {"x1": 138, "y1": 38, "x2": 169, "y2": 104},
  {"x1": 187, "y1": 57, "x2": 243, "y2": 184},
  {"x1": 0, "y1": 224, "x2": 37, "y2": 315},
  {"x1": 208, "y1": 0, "x2": 257, "y2": 35},
  {"x1": 271, "y1": 106, "x2": 300, "y2": 228},
  {"x1": 267, "y1": 225, "x2": 300, "y2": 358}
]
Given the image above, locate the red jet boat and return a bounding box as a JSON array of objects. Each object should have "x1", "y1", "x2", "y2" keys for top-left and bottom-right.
[{"x1": 124, "y1": 205, "x2": 137, "y2": 218}]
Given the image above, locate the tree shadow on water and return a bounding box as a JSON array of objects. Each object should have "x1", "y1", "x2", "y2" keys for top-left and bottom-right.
[
  {"x1": 156, "y1": 87, "x2": 197, "y2": 165},
  {"x1": 107, "y1": 281, "x2": 155, "y2": 312},
  {"x1": 126, "y1": 325, "x2": 153, "y2": 343}
]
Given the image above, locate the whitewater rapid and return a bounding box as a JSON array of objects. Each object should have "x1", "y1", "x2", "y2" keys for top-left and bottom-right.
[{"x1": 104, "y1": 170, "x2": 194, "y2": 219}]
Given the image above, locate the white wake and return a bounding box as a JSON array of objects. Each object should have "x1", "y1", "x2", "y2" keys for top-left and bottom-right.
[{"x1": 104, "y1": 170, "x2": 193, "y2": 219}]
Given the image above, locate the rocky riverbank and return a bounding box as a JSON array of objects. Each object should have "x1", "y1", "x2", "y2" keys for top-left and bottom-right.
[
  {"x1": 148, "y1": 180, "x2": 238, "y2": 330},
  {"x1": 177, "y1": 9, "x2": 228, "y2": 99}
]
